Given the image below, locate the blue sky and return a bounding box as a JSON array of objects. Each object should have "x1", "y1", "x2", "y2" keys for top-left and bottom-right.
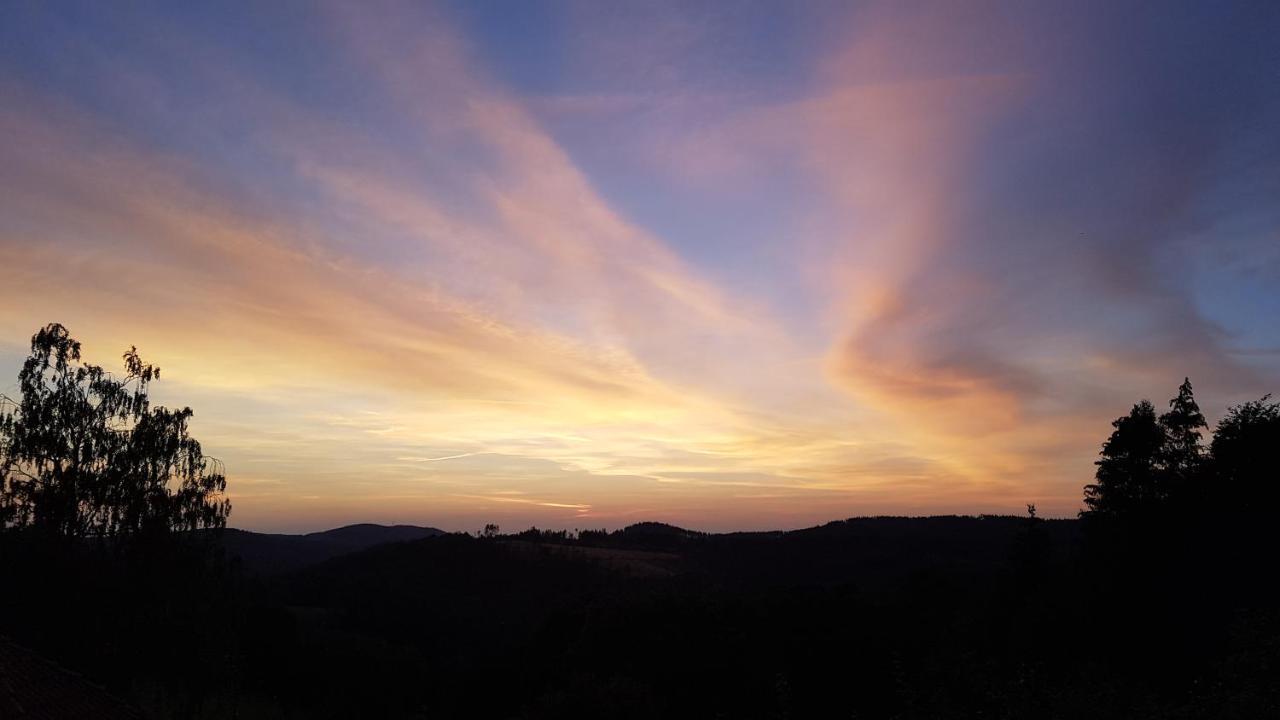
[{"x1": 1, "y1": 1, "x2": 1277, "y2": 531}]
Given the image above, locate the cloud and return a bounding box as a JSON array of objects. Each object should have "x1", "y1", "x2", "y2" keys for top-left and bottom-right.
[
  {"x1": 0, "y1": 5, "x2": 889, "y2": 530},
  {"x1": 2, "y1": 1, "x2": 1275, "y2": 529},
  {"x1": 608, "y1": 0, "x2": 1280, "y2": 511}
]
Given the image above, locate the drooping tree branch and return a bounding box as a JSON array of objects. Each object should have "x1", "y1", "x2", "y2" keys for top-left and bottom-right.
[{"x1": 0, "y1": 323, "x2": 230, "y2": 539}]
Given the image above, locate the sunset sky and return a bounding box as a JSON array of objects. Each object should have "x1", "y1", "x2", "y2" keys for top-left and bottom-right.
[{"x1": 2, "y1": 1, "x2": 1277, "y2": 532}]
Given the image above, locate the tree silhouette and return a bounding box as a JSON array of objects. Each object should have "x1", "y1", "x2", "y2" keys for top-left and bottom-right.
[
  {"x1": 1209, "y1": 394, "x2": 1280, "y2": 508},
  {"x1": 0, "y1": 324, "x2": 229, "y2": 538},
  {"x1": 1159, "y1": 377, "x2": 1207, "y2": 489},
  {"x1": 1083, "y1": 400, "x2": 1166, "y2": 517},
  {"x1": 1082, "y1": 379, "x2": 1214, "y2": 519}
]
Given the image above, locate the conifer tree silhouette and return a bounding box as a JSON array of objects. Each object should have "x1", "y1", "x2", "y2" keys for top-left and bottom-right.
[{"x1": 1159, "y1": 378, "x2": 1207, "y2": 488}]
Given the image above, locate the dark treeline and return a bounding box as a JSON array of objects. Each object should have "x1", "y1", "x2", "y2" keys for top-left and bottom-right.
[{"x1": 2, "y1": 326, "x2": 1279, "y2": 718}]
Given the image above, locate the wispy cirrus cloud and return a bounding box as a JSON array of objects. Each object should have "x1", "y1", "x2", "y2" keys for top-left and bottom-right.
[
  {"x1": 0, "y1": 2, "x2": 896, "y2": 531},
  {"x1": 1, "y1": 0, "x2": 1276, "y2": 530},
  {"x1": 540, "y1": 0, "x2": 1280, "y2": 509}
]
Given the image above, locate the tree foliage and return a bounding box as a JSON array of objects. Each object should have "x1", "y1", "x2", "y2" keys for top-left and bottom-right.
[
  {"x1": 0, "y1": 323, "x2": 229, "y2": 538},
  {"x1": 1082, "y1": 378, "x2": 1212, "y2": 518},
  {"x1": 1081, "y1": 376, "x2": 1280, "y2": 528},
  {"x1": 1083, "y1": 400, "x2": 1167, "y2": 516},
  {"x1": 1209, "y1": 394, "x2": 1280, "y2": 508},
  {"x1": 1160, "y1": 377, "x2": 1208, "y2": 486}
]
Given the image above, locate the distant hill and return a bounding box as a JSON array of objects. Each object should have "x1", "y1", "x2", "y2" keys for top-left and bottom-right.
[
  {"x1": 213, "y1": 514, "x2": 1075, "y2": 579},
  {"x1": 216, "y1": 523, "x2": 446, "y2": 574},
  {"x1": 612, "y1": 521, "x2": 706, "y2": 546},
  {"x1": 266, "y1": 514, "x2": 1086, "y2": 717},
  {"x1": 286, "y1": 514, "x2": 1075, "y2": 600}
]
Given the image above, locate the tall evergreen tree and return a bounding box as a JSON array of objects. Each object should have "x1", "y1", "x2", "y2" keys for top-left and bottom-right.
[{"x1": 1159, "y1": 377, "x2": 1207, "y2": 478}]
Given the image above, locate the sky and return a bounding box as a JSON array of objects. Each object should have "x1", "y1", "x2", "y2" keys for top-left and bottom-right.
[{"x1": 1, "y1": 1, "x2": 1277, "y2": 533}]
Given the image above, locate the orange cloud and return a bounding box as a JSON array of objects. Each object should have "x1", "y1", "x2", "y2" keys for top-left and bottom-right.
[
  {"x1": 2, "y1": 36, "x2": 914, "y2": 531},
  {"x1": 14, "y1": 1, "x2": 1258, "y2": 531}
]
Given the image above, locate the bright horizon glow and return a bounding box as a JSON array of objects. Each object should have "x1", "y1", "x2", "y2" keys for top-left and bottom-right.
[{"x1": 2, "y1": 1, "x2": 1277, "y2": 533}]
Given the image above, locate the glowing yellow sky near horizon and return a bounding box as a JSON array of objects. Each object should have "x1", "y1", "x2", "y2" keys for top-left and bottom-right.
[{"x1": 2, "y1": 1, "x2": 1276, "y2": 532}]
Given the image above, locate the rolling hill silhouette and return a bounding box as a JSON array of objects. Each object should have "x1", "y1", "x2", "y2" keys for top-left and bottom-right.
[
  {"x1": 253, "y1": 515, "x2": 1084, "y2": 718},
  {"x1": 217, "y1": 523, "x2": 445, "y2": 574}
]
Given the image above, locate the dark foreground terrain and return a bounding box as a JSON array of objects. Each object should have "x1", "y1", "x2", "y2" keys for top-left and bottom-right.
[{"x1": 3, "y1": 514, "x2": 1277, "y2": 719}]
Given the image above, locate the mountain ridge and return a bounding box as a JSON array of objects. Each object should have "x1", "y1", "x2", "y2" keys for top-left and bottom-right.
[{"x1": 218, "y1": 523, "x2": 445, "y2": 574}]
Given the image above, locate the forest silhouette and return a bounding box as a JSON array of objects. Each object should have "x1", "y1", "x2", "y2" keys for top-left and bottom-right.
[{"x1": 2, "y1": 325, "x2": 1279, "y2": 718}]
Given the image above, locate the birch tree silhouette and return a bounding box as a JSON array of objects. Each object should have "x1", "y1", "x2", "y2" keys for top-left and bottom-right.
[{"x1": 0, "y1": 324, "x2": 229, "y2": 538}]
